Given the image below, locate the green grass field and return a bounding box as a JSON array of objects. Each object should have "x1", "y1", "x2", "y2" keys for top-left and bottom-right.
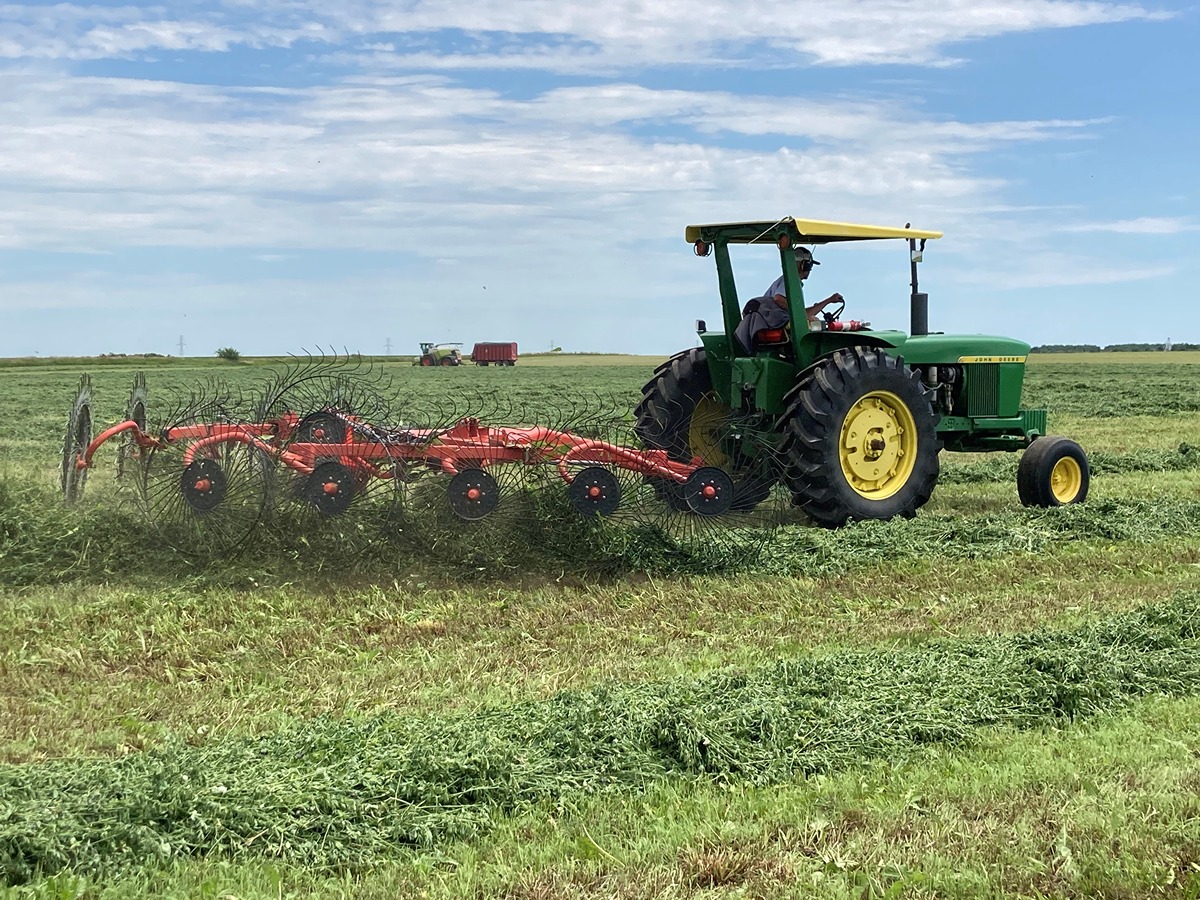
[{"x1": 2, "y1": 352, "x2": 1199, "y2": 898}]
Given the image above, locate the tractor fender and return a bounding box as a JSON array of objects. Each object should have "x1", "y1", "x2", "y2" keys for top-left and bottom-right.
[{"x1": 793, "y1": 329, "x2": 907, "y2": 376}]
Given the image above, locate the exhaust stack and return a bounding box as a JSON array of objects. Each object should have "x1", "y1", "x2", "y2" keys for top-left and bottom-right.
[{"x1": 908, "y1": 232, "x2": 929, "y2": 336}]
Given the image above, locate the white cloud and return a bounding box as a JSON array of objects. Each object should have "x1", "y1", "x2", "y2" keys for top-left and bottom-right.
[
  {"x1": 953, "y1": 253, "x2": 1176, "y2": 288},
  {"x1": 0, "y1": 1, "x2": 1169, "y2": 68},
  {"x1": 4, "y1": 70, "x2": 1077, "y2": 257},
  {"x1": 1062, "y1": 216, "x2": 1199, "y2": 234},
  {"x1": 332, "y1": 0, "x2": 1169, "y2": 68}
]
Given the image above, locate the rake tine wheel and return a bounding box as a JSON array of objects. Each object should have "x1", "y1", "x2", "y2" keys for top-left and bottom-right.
[
  {"x1": 137, "y1": 396, "x2": 270, "y2": 557},
  {"x1": 61, "y1": 374, "x2": 93, "y2": 505},
  {"x1": 250, "y1": 352, "x2": 397, "y2": 424},
  {"x1": 117, "y1": 371, "x2": 148, "y2": 480},
  {"x1": 245, "y1": 355, "x2": 408, "y2": 544},
  {"x1": 549, "y1": 395, "x2": 637, "y2": 521},
  {"x1": 394, "y1": 391, "x2": 552, "y2": 568},
  {"x1": 265, "y1": 407, "x2": 407, "y2": 547},
  {"x1": 620, "y1": 395, "x2": 791, "y2": 567}
]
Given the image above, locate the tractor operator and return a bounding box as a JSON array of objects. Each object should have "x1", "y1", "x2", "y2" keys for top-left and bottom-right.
[
  {"x1": 761, "y1": 246, "x2": 843, "y2": 328},
  {"x1": 734, "y1": 246, "x2": 843, "y2": 352}
]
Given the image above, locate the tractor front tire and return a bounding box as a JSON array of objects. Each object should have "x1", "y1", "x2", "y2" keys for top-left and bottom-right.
[
  {"x1": 778, "y1": 346, "x2": 939, "y2": 527},
  {"x1": 634, "y1": 348, "x2": 775, "y2": 512},
  {"x1": 1018, "y1": 436, "x2": 1089, "y2": 507}
]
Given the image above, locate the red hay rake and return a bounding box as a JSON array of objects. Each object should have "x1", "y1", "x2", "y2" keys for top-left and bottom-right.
[
  {"x1": 76, "y1": 410, "x2": 737, "y2": 519},
  {"x1": 61, "y1": 373, "x2": 751, "y2": 536}
]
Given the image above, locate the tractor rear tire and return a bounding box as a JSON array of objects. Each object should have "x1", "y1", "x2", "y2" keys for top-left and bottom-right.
[
  {"x1": 634, "y1": 348, "x2": 775, "y2": 512},
  {"x1": 1018, "y1": 436, "x2": 1089, "y2": 507},
  {"x1": 778, "y1": 346, "x2": 939, "y2": 527}
]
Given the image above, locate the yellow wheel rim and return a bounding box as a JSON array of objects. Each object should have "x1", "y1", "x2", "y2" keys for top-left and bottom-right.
[
  {"x1": 839, "y1": 390, "x2": 918, "y2": 500},
  {"x1": 1050, "y1": 456, "x2": 1083, "y2": 503},
  {"x1": 687, "y1": 394, "x2": 729, "y2": 466}
]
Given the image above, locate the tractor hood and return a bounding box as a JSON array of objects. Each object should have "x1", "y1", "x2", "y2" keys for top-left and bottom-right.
[{"x1": 888, "y1": 333, "x2": 1031, "y2": 364}]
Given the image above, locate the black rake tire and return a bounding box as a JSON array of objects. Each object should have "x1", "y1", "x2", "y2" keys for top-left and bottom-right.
[
  {"x1": 633, "y1": 348, "x2": 776, "y2": 512},
  {"x1": 1018, "y1": 435, "x2": 1089, "y2": 507},
  {"x1": 778, "y1": 346, "x2": 940, "y2": 528}
]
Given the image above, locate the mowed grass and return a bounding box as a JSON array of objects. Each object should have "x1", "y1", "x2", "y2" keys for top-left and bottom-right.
[
  {"x1": 2, "y1": 351, "x2": 1200, "y2": 897},
  {"x1": 25, "y1": 695, "x2": 1200, "y2": 900}
]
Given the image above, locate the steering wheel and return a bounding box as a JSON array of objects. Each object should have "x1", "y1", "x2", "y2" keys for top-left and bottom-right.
[{"x1": 821, "y1": 298, "x2": 846, "y2": 324}]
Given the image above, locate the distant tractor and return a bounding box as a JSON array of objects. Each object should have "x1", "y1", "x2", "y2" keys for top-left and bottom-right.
[
  {"x1": 472, "y1": 342, "x2": 519, "y2": 366},
  {"x1": 634, "y1": 217, "x2": 1090, "y2": 527},
  {"x1": 414, "y1": 342, "x2": 463, "y2": 367}
]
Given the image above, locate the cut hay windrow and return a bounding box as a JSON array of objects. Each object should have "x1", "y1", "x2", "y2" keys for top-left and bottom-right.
[
  {"x1": 3, "y1": 473, "x2": 1200, "y2": 585},
  {"x1": 1025, "y1": 369, "x2": 1200, "y2": 418},
  {"x1": 766, "y1": 496, "x2": 1200, "y2": 577},
  {"x1": 3, "y1": 593, "x2": 1200, "y2": 883}
]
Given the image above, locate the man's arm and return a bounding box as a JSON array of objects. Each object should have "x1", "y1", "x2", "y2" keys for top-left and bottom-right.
[{"x1": 805, "y1": 293, "x2": 844, "y2": 319}]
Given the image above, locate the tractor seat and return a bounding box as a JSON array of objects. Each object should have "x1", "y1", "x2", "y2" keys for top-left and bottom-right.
[{"x1": 734, "y1": 297, "x2": 791, "y2": 354}]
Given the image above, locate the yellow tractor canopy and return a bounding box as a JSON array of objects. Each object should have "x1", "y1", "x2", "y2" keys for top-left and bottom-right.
[{"x1": 685, "y1": 217, "x2": 943, "y2": 245}]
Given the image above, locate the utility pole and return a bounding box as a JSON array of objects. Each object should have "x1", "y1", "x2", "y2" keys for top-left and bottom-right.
[
  {"x1": 384, "y1": 338, "x2": 392, "y2": 355},
  {"x1": 177, "y1": 335, "x2": 185, "y2": 357}
]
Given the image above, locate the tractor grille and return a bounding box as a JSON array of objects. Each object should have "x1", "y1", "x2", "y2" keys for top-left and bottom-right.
[{"x1": 966, "y1": 364, "x2": 1000, "y2": 417}]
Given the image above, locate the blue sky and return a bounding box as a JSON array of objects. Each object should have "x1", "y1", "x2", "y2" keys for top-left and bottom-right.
[{"x1": 0, "y1": 1, "x2": 1195, "y2": 357}]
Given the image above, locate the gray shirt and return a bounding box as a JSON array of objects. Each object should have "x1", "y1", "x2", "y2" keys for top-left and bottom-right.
[{"x1": 764, "y1": 275, "x2": 787, "y2": 305}]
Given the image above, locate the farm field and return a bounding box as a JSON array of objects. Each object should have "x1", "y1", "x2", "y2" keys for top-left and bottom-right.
[{"x1": 1, "y1": 351, "x2": 1200, "y2": 898}]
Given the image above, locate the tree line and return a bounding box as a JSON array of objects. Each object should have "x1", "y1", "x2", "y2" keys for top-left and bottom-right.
[{"x1": 1030, "y1": 343, "x2": 1200, "y2": 353}]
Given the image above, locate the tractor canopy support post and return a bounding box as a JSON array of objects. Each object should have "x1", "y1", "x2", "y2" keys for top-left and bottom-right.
[
  {"x1": 909, "y1": 236, "x2": 928, "y2": 336},
  {"x1": 714, "y1": 241, "x2": 741, "y2": 340}
]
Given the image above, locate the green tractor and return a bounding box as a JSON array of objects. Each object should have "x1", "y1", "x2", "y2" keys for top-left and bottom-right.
[
  {"x1": 414, "y1": 342, "x2": 464, "y2": 367},
  {"x1": 634, "y1": 217, "x2": 1089, "y2": 527}
]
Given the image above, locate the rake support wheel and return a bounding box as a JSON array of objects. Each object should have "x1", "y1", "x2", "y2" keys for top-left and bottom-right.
[
  {"x1": 634, "y1": 348, "x2": 776, "y2": 512},
  {"x1": 62, "y1": 374, "x2": 93, "y2": 505},
  {"x1": 778, "y1": 346, "x2": 939, "y2": 527}
]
